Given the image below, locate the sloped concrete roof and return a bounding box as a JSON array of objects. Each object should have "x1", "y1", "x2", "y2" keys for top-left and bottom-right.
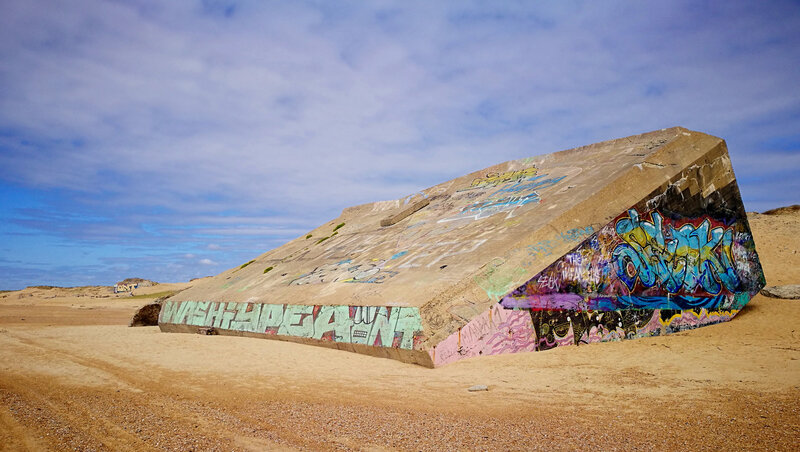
[{"x1": 171, "y1": 127, "x2": 739, "y2": 348}]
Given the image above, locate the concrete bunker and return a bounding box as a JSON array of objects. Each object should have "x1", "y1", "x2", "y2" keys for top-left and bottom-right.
[{"x1": 158, "y1": 127, "x2": 765, "y2": 367}]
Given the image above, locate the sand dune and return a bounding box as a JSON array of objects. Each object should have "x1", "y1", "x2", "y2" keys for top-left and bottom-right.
[{"x1": 0, "y1": 211, "x2": 797, "y2": 451}]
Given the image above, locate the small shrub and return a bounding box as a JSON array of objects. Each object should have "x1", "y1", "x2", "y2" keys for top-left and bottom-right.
[
  {"x1": 263, "y1": 266, "x2": 274, "y2": 274},
  {"x1": 129, "y1": 303, "x2": 161, "y2": 327},
  {"x1": 316, "y1": 236, "x2": 330, "y2": 244},
  {"x1": 306, "y1": 234, "x2": 313, "y2": 239},
  {"x1": 240, "y1": 259, "x2": 255, "y2": 269},
  {"x1": 333, "y1": 222, "x2": 346, "y2": 232},
  {"x1": 128, "y1": 290, "x2": 176, "y2": 300}
]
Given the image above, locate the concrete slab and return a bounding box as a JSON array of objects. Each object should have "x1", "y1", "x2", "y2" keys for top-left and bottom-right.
[{"x1": 159, "y1": 127, "x2": 765, "y2": 366}]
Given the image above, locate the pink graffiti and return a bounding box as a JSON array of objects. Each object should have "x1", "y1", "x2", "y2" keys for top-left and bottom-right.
[{"x1": 432, "y1": 304, "x2": 537, "y2": 366}]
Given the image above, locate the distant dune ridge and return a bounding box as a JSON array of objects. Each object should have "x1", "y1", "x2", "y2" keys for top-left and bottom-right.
[{"x1": 762, "y1": 204, "x2": 800, "y2": 215}]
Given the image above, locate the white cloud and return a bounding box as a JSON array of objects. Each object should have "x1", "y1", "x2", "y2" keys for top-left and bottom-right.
[
  {"x1": 198, "y1": 258, "x2": 217, "y2": 266},
  {"x1": 0, "y1": 0, "x2": 798, "y2": 286},
  {"x1": 2, "y1": 1, "x2": 798, "y2": 213}
]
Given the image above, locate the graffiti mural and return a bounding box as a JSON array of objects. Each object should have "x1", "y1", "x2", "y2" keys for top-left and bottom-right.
[
  {"x1": 500, "y1": 206, "x2": 763, "y2": 311},
  {"x1": 160, "y1": 300, "x2": 425, "y2": 350},
  {"x1": 430, "y1": 201, "x2": 764, "y2": 366},
  {"x1": 613, "y1": 209, "x2": 739, "y2": 294}
]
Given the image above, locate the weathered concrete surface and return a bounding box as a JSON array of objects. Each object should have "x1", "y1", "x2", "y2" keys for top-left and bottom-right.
[{"x1": 160, "y1": 127, "x2": 765, "y2": 366}]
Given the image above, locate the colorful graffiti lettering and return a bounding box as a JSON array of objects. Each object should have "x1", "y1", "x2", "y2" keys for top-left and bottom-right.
[
  {"x1": 502, "y1": 292, "x2": 736, "y2": 311},
  {"x1": 432, "y1": 197, "x2": 763, "y2": 364},
  {"x1": 658, "y1": 307, "x2": 737, "y2": 334},
  {"x1": 500, "y1": 206, "x2": 762, "y2": 312},
  {"x1": 160, "y1": 300, "x2": 425, "y2": 350},
  {"x1": 486, "y1": 174, "x2": 567, "y2": 197},
  {"x1": 438, "y1": 196, "x2": 539, "y2": 223},
  {"x1": 467, "y1": 191, "x2": 540, "y2": 213},
  {"x1": 458, "y1": 204, "x2": 765, "y2": 365},
  {"x1": 440, "y1": 174, "x2": 567, "y2": 223},
  {"x1": 437, "y1": 188, "x2": 758, "y2": 366},
  {"x1": 613, "y1": 209, "x2": 739, "y2": 294},
  {"x1": 467, "y1": 167, "x2": 539, "y2": 189}
]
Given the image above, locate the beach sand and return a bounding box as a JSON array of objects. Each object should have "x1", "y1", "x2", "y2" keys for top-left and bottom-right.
[{"x1": 0, "y1": 211, "x2": 798, "y2": 451}]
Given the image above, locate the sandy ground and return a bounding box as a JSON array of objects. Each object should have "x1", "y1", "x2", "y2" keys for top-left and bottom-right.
[{"x1": 0, "y1": 213, "x2": 798, "y2": 451}]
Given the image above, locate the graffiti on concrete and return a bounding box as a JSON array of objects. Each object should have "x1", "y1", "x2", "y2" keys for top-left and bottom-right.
[
  {"x1": 500, "y1": 207, "x2": 761, "y2": 311},
  {"x1": 436, "y1": 201, "x2": 752, "y2": 365},
  {"x1": 403, "y1": 191, "x2": 428, "y2": 205},
  {"x1": 440, "y1": 173, "x2": 567, "y2": 223},
  {"x1": 432, "y1": 303, "x2": 537, "y2": 366},
  {"x1": 290, "y1": 259, "x2": 398, "y2": 285},
  {"x1": 529, "y1": 309, "x2": 660, "y2": 351},
  {"x1": 558, "y1": 226, "x2": 596, "y2": 243},
  {"x1": 526, "y1": 226, "x2": 595, "y2": 262},
  {"x1": 160, "y1": 300, "x2": 425, "y2": 350},
  {"x1": 370, "y1": 200, "x2": 401, "y2": 212},
  {"x1": 262, "y1": 166, "x2": 575, "y2": 294},
  {"x1": 114, "y1": 279, "x2": 153, "y2": 293},
  {"x1": 487, "y1": 174, "x2": 567, "y2": 197},
  {"x1": 464, "y1": 167, "x2": 540, "y2": 189},
  {"x1": 502, "y1": 292, "x2": 738, "y2": 312},
  {"x1": 289, "y1": 238, "x2": 488, "y2": 285},
  {"x1": 613, "y1": 209, "x2": 739, "y2": 294},
  {"x1": 471, "y1": 225, "x2": 596, "y2": 302},
  {"x1": 114, "y1": 283, "x2": 138, "y2": 294},
  {"x1": 658, "y1": 307, "x2": 737, "y2": 334},
  {"x1": 432, "y1": 305, "x2": 735, "y2": 365},
  {"x1": 394, "y1": 239, "x2": 488, "y2": 269},
  {"x1": 473, "y1": 258, "x2": 526, "y2": 302}
]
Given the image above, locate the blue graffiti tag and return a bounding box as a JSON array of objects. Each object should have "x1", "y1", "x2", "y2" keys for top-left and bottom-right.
[{"x1": 612, "y1": 209, "x2": 739, "y2": 294}]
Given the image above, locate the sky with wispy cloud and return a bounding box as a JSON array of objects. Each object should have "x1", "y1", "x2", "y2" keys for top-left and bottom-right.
[{"x1": 1, "y1": 0, "x2": 798, "y2": 289}]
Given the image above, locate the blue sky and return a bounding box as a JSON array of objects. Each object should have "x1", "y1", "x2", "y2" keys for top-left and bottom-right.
[{"x1": 1, "y1": 0, "x2": 799, "y2": 289}]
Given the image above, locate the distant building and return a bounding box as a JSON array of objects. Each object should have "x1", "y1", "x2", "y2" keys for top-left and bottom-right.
[
  {"x1": 114, "y1": 283, "x2": 136, "y2": 293},
  {"x1": 114, "y1": 278, "x2": 155, "y2": 294}
]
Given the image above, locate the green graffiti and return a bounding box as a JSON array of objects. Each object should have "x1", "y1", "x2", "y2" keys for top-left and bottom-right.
[
  {"x1": 474, "y1": 259, "x2": 526, "y2": 301},
  {"x1": 160, "y1": 301, "x2": 425, "y2": 350}
]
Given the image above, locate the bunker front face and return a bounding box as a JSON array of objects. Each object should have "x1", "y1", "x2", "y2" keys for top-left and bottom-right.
[{"x1": 159, "y1": 127, "x2": 765, "y2": 367}]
